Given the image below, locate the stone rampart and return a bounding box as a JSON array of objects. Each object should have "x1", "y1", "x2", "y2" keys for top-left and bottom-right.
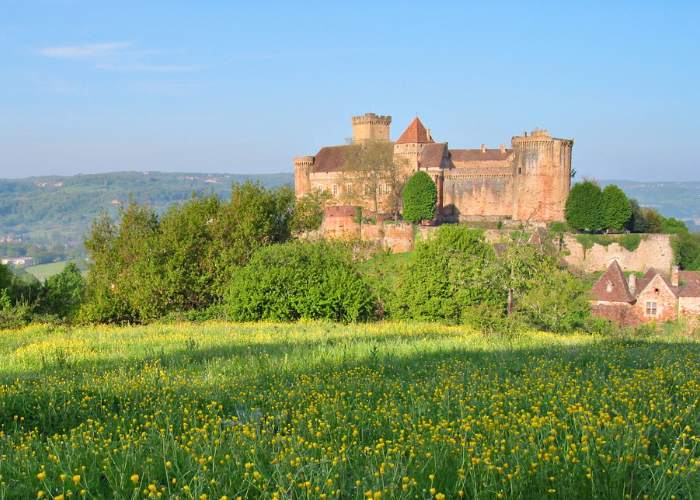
[{"x1": 562, "y1": 234, "x2": 673, "y2": 273}]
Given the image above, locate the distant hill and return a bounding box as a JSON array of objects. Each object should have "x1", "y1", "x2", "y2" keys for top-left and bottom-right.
[
  {"x1": 0, "y1": 171, "x2": 294, "y2": 246},
  {"x1": 600, "y1": 180, "x2": 700, "y2": 231}
]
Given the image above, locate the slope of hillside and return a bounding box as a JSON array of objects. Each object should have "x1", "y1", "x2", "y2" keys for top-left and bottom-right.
[{"x1": 0, "y1": 171, "x2": 294, "y2": 246}]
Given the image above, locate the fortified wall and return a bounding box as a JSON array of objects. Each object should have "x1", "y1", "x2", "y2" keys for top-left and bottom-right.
[
  {"x1": 562, "y1": 234, "x2": 673, "y2": 273},
  {"x1": 319, "y1": 208, "x2": 674, "y2": 273}
]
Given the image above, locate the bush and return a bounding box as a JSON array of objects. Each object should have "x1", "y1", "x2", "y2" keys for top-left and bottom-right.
[
  {"x1": 565, "y1": 181, "x2": 603, "y2": 232},
  {"x1": 402, "y1": 172, "x2": 437, "y2": 223},
  {"x1": 0, "y1": 290, "x2": 31, "y2": 330},
  {"x1": 291, "y1": 191, "x2": 327, "y2": 233},
  {"x1": 618, "y1": 233, "x2": 641, "y2": 252},
  {"x1": 224, "y1": 241, "x2": 375, "y2": 322},
  {"x1": 394, "y1": 226, "x2": 497, "y2": 322}
]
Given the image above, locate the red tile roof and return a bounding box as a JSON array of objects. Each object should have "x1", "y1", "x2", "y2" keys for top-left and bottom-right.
[
  {"x1": 450, "y1": 148, "x2": 512, "y2": 162},
  {"x1": 311, "y1": 145, "x2": 352, "y2": 173},
  {"x1": 591, "y1": 260, "x2": 634, "y2": 303},
  {"x1": 396, "y1": 117, "x2": 434, "y2": 144},
  {"x1": 419, "y1": 143, "x2": 448, "y2": 170}
]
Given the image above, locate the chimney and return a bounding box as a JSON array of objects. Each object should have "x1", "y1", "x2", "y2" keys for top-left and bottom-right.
[
  {"x1": 480, "y1": 144, "x2": 486, "y2": 153},
  {"x1": 499, "y1": 144, "x2": 506, "y2": 154},
  {"x1": 628, "y1": 274, "x2": 636, "y2": 296},
  {"x1": 671, "y1": 265, "x2": 679, "y2": 287}
]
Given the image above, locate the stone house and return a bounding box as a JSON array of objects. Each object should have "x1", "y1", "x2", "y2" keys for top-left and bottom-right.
[{"x1": 591, "y1": 260, "x2": 700, "y2": 325}]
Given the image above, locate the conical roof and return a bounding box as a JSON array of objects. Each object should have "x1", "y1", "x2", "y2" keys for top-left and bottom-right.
[{"x1": 396, "y1": 117, "x2": 434, "y2": 144}]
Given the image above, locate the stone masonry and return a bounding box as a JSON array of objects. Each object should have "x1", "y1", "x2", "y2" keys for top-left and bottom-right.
[{"x1": 294, "y1": 113, "x2": 574, "y2": 223}]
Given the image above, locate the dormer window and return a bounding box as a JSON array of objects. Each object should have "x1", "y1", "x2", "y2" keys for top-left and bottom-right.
[{"x1": 606, "y1": 281, "x2": 613, "y2": 293}]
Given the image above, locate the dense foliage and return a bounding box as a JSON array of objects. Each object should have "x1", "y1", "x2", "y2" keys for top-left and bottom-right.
[
  {"x1": 225, "y1": 241, "x2": 375, "y2": 322},
  {"x1": 0, "y1": 172, "x2": 292, "y2": 249},
  {"x1": 402, "y1": 171, "x2": 437, "y2": 223},
  {"x1": 80, "y1": 182, "x2": 296, "y2": 324},
  {"x1": 0, "y1": 323, "x2": 697, "y2": 498}
]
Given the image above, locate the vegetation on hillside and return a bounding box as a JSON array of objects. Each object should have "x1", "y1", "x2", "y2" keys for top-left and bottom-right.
[{"x1": 0, "y1": 322, "x2": 697, "y2": 498}]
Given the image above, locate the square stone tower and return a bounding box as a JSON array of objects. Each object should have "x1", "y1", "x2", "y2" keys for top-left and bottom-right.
[{"x1": 351, "y1": 113, "x2": 392, "y2": 143}]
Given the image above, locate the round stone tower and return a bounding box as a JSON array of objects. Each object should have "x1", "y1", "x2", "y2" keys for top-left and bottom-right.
[
  {"x1": 351, "y1": 113, "x2": 392, "y2": 143},
  {"x1": 511, "y1": 129, "x2": 574, "y2": 222},
  {"x1": 293, "y1": 156, "x2": 314, "y2": 198}
]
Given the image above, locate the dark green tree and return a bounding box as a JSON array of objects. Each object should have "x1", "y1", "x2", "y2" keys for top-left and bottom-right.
[
  {"x1": 402, "y1": 172, "x2": 437, "y2": 223},
  {"x1": 564, "y1": 181, "x2": 603, "y2": 232},
  {"x1": 627, "y1": 199, "x2": 648, "y2": 232},
  {"x1": 601, "y1": 184, "x2": 632, "y2": 231}
]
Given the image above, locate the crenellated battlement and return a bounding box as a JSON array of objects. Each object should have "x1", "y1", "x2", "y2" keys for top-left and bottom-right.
[
  {"x1": 351, "y1": 113, "x2": 392, "y2": 126},
  {"x1": 351, "y1": 113, "x2": 392, "y2": 143}
]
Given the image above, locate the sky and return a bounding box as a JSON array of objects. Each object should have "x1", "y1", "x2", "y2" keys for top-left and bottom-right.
[{"x1": 1, "y1": 1, "x2": 699, "y2": 181}]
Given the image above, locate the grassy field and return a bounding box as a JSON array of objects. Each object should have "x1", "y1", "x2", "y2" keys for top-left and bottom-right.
[
  {"x1": 24, "y1": 261, "x2": 69, "y2": 282},
  {"x1": 0, "y1": 322, "x2": 698, "y2": 499}
]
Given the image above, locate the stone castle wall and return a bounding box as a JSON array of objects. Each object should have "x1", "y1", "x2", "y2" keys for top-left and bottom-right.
[
  {"x1": 562, "y1": 234, "x2": 673, "y2": 273},
  {"x1": 442, "y1": 169, "x2": 513, "y2": 220}
]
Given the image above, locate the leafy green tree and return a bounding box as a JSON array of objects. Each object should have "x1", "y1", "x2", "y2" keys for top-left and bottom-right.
[
  {"x1": 402, "y1": 172, "x2": 437, "y2": 223},
  {"x1": 39, "y1": 263, "x2": 85, "y2": 319},
  {"x1": 225, "y1": 241, "x2": 375, "y2": 322},
  {"x1": 661, "y1": 216, "x2": 688, "y2": 235},
  {"x1": 565, "y1": 181, "x2": 603, "y2": 232},
  {"x1": 601, "y1": 184, "x2": 632, "y2": 231}
]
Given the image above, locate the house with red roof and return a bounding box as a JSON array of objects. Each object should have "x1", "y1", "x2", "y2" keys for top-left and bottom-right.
[{"x1": 591, "y1": 260, "x2": 700, "y2": 325}]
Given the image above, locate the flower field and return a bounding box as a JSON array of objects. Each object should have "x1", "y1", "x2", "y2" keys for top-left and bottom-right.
[{"x1": 0, "y1": 322, "x2": 698, "y2": 499}]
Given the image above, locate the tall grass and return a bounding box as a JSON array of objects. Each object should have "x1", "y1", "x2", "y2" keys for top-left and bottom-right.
[{"x1": 0, "y1": 322, "x2": 697, "y2": 498}]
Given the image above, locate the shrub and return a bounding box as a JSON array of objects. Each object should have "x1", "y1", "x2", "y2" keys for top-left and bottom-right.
[
  {"x1": 394, "y1": 226, "x2": 497, "y2": 322},
  {"x1": 618, "y1": 233, "x2": 641, "y2": 252},
  {"x1": 601, "y1": 184, "x2": 632, "y2": 231},
  {"x1": 565, "y1": 181, "x2": 603, "y2": 232},
  {"x1": 224, "y1": 241, "x2": 375, "y2": 322},
  {"x1": 402, "y1": 172, "x2": 437, "y2": 223},
  {"x1": 0, "y1": 290, "x2": 31, "y2": 330}
]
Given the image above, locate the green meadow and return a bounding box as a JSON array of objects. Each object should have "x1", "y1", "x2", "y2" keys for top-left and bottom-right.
[{"x1": 0, "y1": 322, "x2": 698, "y2": 499}]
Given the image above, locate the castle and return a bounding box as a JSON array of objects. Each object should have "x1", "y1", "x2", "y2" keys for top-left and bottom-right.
[{"x1": 295, "y1": 113, "x2": 574, "y2": 222}]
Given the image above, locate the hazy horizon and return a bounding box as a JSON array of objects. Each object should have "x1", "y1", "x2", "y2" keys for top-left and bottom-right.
[{"x1": 2, "y1": 1, "x2": 698, "y2": 181}]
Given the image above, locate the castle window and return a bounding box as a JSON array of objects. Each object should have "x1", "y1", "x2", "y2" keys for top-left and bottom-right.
[
  {"x1": 518, "y1": 167, "x2": 522, "y2": 175},
  {"x1": 332, "y1": 184, "x2": 338, "y2": 196},
  {"x1": 346, "y1": 184, "x2": 352, "y2": 195},
  {"x1": 645, "y1": 301, "x2": 657, "y2": 317},
  {"x1": 364, "y1": 184, "x2": 373, "y2": 196}
]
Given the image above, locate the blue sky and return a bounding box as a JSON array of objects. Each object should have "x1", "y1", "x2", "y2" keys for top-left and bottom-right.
[{"x1": 1, "y1": 1, "x2": 698, "y2": 180}]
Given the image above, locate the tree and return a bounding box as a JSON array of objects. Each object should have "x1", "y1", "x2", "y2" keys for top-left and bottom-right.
[
  {"x1": 601, "y1": 184, "x2": 632, "y2": 231},
  {"x1": 565, "y1": 181, "x2": 603, "y2": 232},
  {"x1": 39, "y1": 263, "x2": 85, "y2": 319},
  {"x1": 627, "y1": 198, "x2": 648, "y2": 232},
  {"x1": 641, "y1": 208, "x2": 663, "y2": 233},
  {"x1": 342, "y1": 141, "x2": 407, "y2": 216},
  {"x1": 402, "y1": 171, "x2": 437, "y2": 223}
]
